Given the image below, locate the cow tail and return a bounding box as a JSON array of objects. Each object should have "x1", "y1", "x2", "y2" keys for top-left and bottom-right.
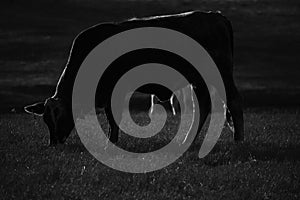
[
  {"x1": 226, "y1": 17, "x2": 234, "y2": 59},
  {"x1": 219, "y1": 13, "x2": 234, "y2": 73}
]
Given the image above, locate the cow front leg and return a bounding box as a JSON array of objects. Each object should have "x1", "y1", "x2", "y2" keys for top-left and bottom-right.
[{"x1": 104, "y1": 105, "x2": 120, "y2": 144}]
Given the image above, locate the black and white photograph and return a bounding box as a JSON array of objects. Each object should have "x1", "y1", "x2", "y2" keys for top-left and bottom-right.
[{"x1": 0, "y1": 0, "x2": 299, "y2": 199}]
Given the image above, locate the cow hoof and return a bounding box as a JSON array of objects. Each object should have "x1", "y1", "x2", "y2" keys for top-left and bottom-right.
[
  {"x1": 48, "y1": 139, "x2": 58, "y2": 147},
  {"x1": 109, "y1": 136, "x2": 118, "y2": 144},
  {"x1": 234, "y1": 137, "x2": 245, "y2": 143},
  {"x1": 48, "y1": 143, "x2": 57, "y2": 147},
  {"x1": 59, "y1": 137, "x2": 67, "y2": 144}
]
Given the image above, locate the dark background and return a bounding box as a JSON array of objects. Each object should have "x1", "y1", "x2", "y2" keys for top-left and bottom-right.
[{"x1": 0, "y1": 0, "x2": 299, "y2": 112}]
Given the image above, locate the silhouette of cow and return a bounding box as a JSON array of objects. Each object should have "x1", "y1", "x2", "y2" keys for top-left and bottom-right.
[{"x1": 24, "y1": 10, "x2": 244, "y2": 146}]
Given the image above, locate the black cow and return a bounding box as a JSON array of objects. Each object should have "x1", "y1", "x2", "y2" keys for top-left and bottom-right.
[{"x1": 24, "y1": 10, "x2": 244, "y2": 146}]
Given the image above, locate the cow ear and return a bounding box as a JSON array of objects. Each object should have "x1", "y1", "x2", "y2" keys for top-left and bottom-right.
[{"x1": 24, "y1": 102, "x2": 45, "y2": 116}]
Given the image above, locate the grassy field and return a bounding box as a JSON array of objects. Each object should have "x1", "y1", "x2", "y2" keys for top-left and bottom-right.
[
  {"x1": 1, "y1": 108, "x2": 300, "y2": 199},
  {"x1": 0, "y1": 0, "x2": 300, "y2": 199}
]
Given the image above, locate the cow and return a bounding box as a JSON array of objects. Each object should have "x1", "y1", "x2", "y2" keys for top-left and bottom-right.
[{"x1": 24, "y1": 10, "x2": 244, "y2": 146}]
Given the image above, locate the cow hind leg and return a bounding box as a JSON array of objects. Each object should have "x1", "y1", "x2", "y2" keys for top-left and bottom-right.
[
  {"x1": 190, "y1": 89, "x2": 211, "y2": 145},
  {"x1": 225, "y1": 107, "x2": 235, "y2": 133},
  {"x1": 170, "y1": 94, "x2": 177, "y2": 116},
  {"x1": 149, "y1": 94, "x2": 155, "y2": 116},
  {"x1": 227, "y1": 83, "x2": 244, "y2": 142}
]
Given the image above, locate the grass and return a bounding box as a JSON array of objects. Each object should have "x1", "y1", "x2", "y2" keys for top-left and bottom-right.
[{"x1": 1, "y1": 108, "x2": 300, "y2": 199}]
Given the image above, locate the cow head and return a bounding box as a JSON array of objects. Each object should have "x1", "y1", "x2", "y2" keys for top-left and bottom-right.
[{"x1": 24, "y1": 97, "x2": 74, "y2": 146}]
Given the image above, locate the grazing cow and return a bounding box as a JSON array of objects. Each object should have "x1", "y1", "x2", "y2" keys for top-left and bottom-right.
[{"x1": 24, "y1": 10, "x2": 244, "y2": 146}]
